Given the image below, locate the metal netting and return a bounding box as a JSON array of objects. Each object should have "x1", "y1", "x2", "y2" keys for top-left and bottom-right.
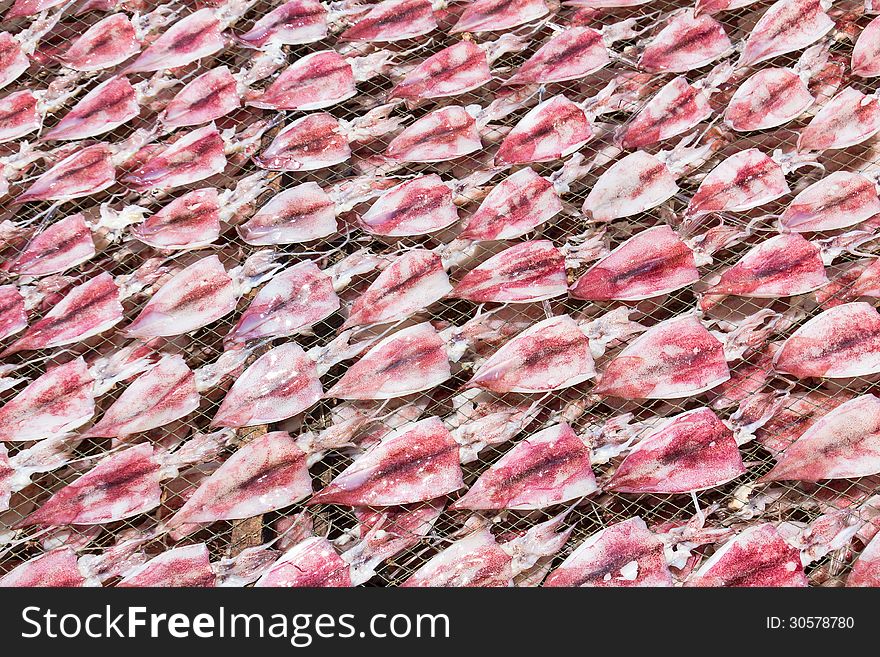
[{"x1": 1, "y1": 0, "x2": 879, "y2": 587}]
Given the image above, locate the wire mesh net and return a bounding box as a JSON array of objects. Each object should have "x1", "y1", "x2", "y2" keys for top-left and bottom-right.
[{"x1": 1, "y1": 0, "x2": 879, "y2": 587}]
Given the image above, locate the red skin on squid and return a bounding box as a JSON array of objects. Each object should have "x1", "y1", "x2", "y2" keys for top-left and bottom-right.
[
  {"x1": 7, "y1": 212, "x2": 95, "y2": 276},
  {"x1": 853, "y1": 16, "x2": 880, "y2": 78},
  {"x1": 468, "y1": 315, "x2": 596, "y2": 393},
  {"x1": 124, "y1": 8, "x2": 225, "y2": 74},
  {"x1": 451, "y1": 240, "x2": 567, "y2": 303},
  {"x1": 583, "y1": 151, "x2": 680, "y2": 221},
  {"x1": 459, "y1": 167, "x2": 562, "y2": 241},
  {"x1": 84, "y1": 354, "x2": 200, "y2": 438},
  {"x1": 617, "y1": 76, "x2": 712, "y2": 150},
  {"x1": 237, "y1": 0, "x2": 328, "y2": 47},
  {"x1": 639, "y1": 11, "x2": 730, "y2": 73},
  {"x1": 4, "y1": 0, "x2": 65, "y2": 20},
  {"x1": 779, "y1": 170, "x2": 880, "y2": 233},
  {"x1": 57, "y1": 13, "x2": 141, "y2": 72},
  {"x1": 686, "y1": 149, "x2": 789, "y2": 218},
  {"x1": 340, "y1": 0, "x2": 437, "y2": 42},
  {"x1": 255, "y1": 112, "x2": 351, "y2": 171},
  {"x1": 391, "y1": 40, "x2": 491, "y2": 100},
  {"x1": 509, "y1": 27, "x2": 610, "y2": 85},
  {"x1": 452, "y1": 422, "x2": 598, "y2": 510},
  {"x1": 309, "y1": 417, "x2": 464, "y2": 506},
  {"x1": 16, "y1": 443, "x2": 161, "y2": 528},
  {"x1": 702, "y1": 233, "x2": 828, "y2": 301},
  {"x1": 126, "y1": 256, "x2": 235, "y2": 338},
  {"x1": 344, "y1": 249, "x2": 450, "y2": 329},
  {"x1": 168, "y1": 432, "x2": 311, "y2": 525},
  {"x1": 386, "y1": 106, "x2": 482, "y2": 163},
  {"x1": 325, "y1": 322, "x2": 452, "y2": 400},
  {"x1": 686, "y1": 524, "x2": 808, "y2": 587},
  {"x1": 227, "y1": 261, "x2": 339, "y2": 344},
  {"x1": 401, "y1": 528, "x2": 513, "y2": 587},
  {"x1": 0, "y1": 33, "x2": 29, "y2": 91},
  {"x1": 1, "y1": 273, "x2": 123, "y2": 357},
  {"x1": 45, "y1": 76, "x2": 139, "y2": 142},
  {"x1": 848, "y1": 531, "x2": 880, "y2": 586},
  {"x1": 761, "y1": 394, "x2": 880, "y2": 482},
  {"x1": 0, "y1": 89, "x2": 38, "y2": 143},
  {"x1": 256, "y1": 536, "x2": 352, "y2": 587},
  {"x1": 359, "y1": 175, "x2": 459, "y2": 236},
  {"x1": 133, "y1": 188, "x2": 220, "y2": 250},
  {"x1": 0, "y1": 284, "x2": 26, "y2": 341},
  {"x1": 739, "y1": 0, "x2": 833, "y2": 68},
  {"x1": 0, "y1": 357, "x2": 95, "y2": 442},
  {"x1": 594, "y1": 314, "x2": 730, "y2": 399},
  {"x1": 773, "y1": 302, "x2": 880, "y2": 379},
  {"x1": 239, "y1": 182, "x2": 337, "y2": 245},
  {"x1": 496, "y1": 95, "x2": 592, "y2": 165},
  {"x1": 118, "y1": 544, "x2": 216, "y2": 587},
  {"x1": 122, "y1": 126, "x2": 227, "y2": 192},
  {"x1": 248, "y1": 51, "x2": 354, "y2": 111},
  {"x1": 161, "y1": 67, "x2": 241, "y2": 128},
  {"x1": 544, "y1": 517, "x2": 673, "y2": 587},
  {"x1": 451, "y1": 0, "x2": 549, "y2": 33},
  {"x1": 724, "y1": 67, "x2": 815, "y2": 132},
  {"x1": 607, "y1": 407, "x2": 745, "y2": 494},
  {"x1": 753, "y1": 390, "x2": 852, "y2": 455},
  {"x1": 0, "y1": 548, "x2": 85, "y2": 587},
  {"x1": 798, "y1": 87, "x2": 880, "y2": 152},
  {"x1": 16, "y1": 143, "x2": 116, "y2": 205},
  {"x1": 571, "y1": 225, "x2": 698, "y2": 301},
  {"x1": 212, "y1": 343, "x2": 322, "y2": 428}
]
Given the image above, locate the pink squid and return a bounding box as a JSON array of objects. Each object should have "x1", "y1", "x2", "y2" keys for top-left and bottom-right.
[
  {"x1": 237, "y1": 0, "x2": 329, "y2": 47},
  {"x1": 358, "y1": 174, "x2": 459, "y2": 236},
  {"x1": 326, "y1": 322, "x2": 452, "y2": 400},
  {"x1": 686, "y1": 524, "x2": 808, "y2": 587},
  {"x1": 852, "y1": 15, "x2": 880, "y2": 78},
  {"x1": 738, "y1": 0, "x2": 833, "y2": 68},
  {"x1": 0, "y1": 357, "x2": 95, "y2": 442},
  {"x1": 0, "y1": 284, "x2": 27, "y2": 341},
  {"x1": 797, "y1": 86, "x2": 880, "y2": 152},
  {"x1": 495, "y1": 94, "x2": 593, "y2": 166},
  {"x1": 544, "y1": 517, "x2": 673, "y2": 587},
  {"x1": 1, "y1": 273, "x2": 123, "y2": 357},
  {"x1": 168, "y1": 431, "x2": 312, "y2": 526},
  {"x1": 607, "y1": 408, "x2": 745, "y2": 494},
  {"x1": 458, "y1": 167, "x2": 563, "y2": 241},
  {"x1": 6, "y1": 212, "x2": 95, "y2": 276},
  {"x1": 761, "y1": 394, "x2": 880, "y2": 482},
  {"x1": 451, "y1": 240, "x2": 568, "y2": 303},
  {"x1": 84, "y1": 354, "x2": 200, "y2": 438},
  {"x1": 779, "y1": 170, "x2": 880, "y2": 233},
  {"x1": 700, "y1": 233, "x2": 828, "y2": 309},
  {"x1": 452, "y1": 422, "x2": 598, "y2": 510},
  {"x1": 343, "y1": 249, "x2": 451, "y2": 329},
  {"x1": 212, "y1": 343, "x2": 322, "y2": 428},
  {"x1": 639, "y1": 10, "x2": 731, "y2": 73},
  {"x1": 724, "y1": 44, "x2": 828, "y2": 132},
  {"x1": 594, "y1": 314, "x2": 730, "y2": 399},
  {"x1": 773, "y1": 302, "x2": 880, "y2": 378},
  {"x1": 340, "y1": 0, "x2": 437, "y2": 42},
  {"x1": 386, "y1": 105, "x2": 482, "y2": 164},
  {"x1": 227, "y1": 260, "x2": 340, "y2": 344},
  {"x1": 570, "y1": 225, "x2": 699, "y2": 301},
  {"x1": 309, "y1": 417, "x2": 464, "y2": 506},
  {"x1": 468, "y1": 315, "x2": 597, "y2": 393},
  {"x1": 257, "y1": 105, "x2": 401, "y2": 170},
  {"x1": 451, "y1": 0, "x2": 549, "y2": 33}
]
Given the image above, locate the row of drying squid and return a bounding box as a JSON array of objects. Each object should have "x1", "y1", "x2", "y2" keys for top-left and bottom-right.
[{"x1": 2, "y1": 0, "x2": 880, "y2": 587}]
